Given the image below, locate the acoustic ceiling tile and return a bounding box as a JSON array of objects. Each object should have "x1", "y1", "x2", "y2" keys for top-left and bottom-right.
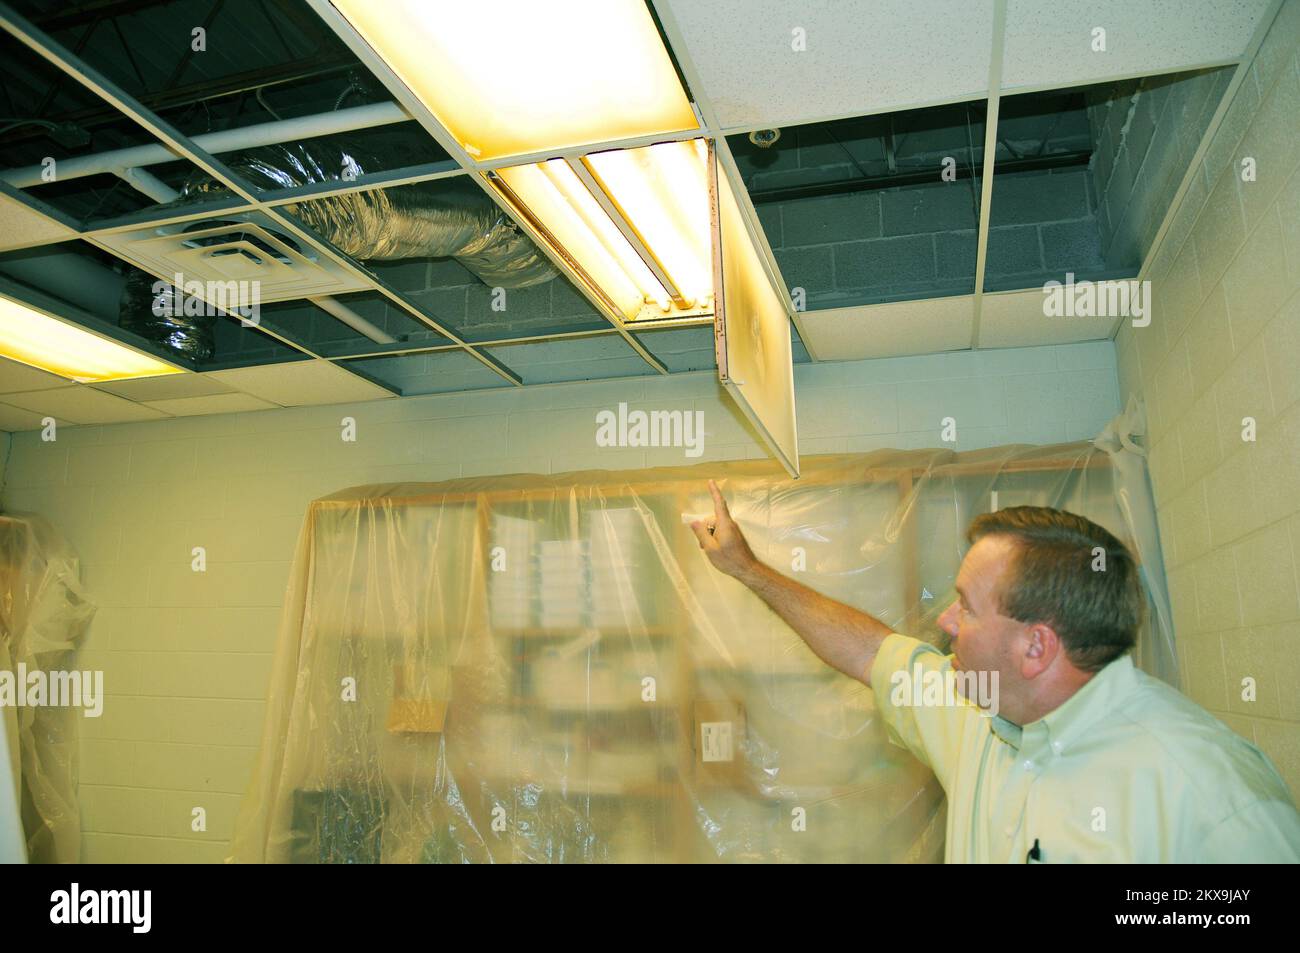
[
  {"x1": 977, "y1": 289, "x2": 1118, "y2": 347},
  {"x1": 799, "y1": 295, "x2": 974, "y2": 360},
  {"x1": 0, "y1": 355, "x2": 73, "y2": 394},
  {"x1": 206, "y1": 360, "x2": 396, "y2": 406},
  {"x1": 660, "y1": 0, "x2": 994, "y2": 130},
  {"x1": 142, "y1": 393, "x2": 279, "y2": 417},
  {"x1": 1001, "y1": 0, "x2": 1269, "y2": 92},
  {"x1": 0, "y1": 386, "x2": 170, "y2": 425}
]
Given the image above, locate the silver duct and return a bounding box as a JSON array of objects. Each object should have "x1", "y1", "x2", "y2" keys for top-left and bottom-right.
[
  {"x1": 119, "y1": 139, "x2": 557, "y2": 360},
  {"x1": 182, "y1": 140, "x2": 556, "y2": 288}
]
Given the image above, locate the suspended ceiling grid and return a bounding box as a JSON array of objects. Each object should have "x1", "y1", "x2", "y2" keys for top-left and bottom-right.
[{"x1": 0, "y1": 0, "x2": 1279, "y2": 430}]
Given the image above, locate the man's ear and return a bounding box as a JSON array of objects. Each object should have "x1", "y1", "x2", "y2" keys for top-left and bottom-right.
[{"x1": 1020, "y1": 624, "x2": 1060, "y2": 678}]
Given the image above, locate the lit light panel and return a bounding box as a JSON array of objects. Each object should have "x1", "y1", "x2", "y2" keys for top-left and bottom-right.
[
  {"x1": 493, "y1": 139, "x2": 713, "y2": 323},
  {"x1": 0, "y1": 294, "x2": 183, "y2": 383},
  {"x1": 584, "y1": 139, "x2": 712, "y2": 309},
  {"x1": 332, "y1": 0, "x2": 699, "y2": 162}
]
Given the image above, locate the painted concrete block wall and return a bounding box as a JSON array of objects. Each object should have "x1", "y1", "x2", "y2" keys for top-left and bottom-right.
[
  {"x1": 761, "y1": 170, "x2": 1107, "y2": 307},
  {"x1": 1088, "y1": 67, "x2": 1233, "y2": 270},
  {"x1": 0, "y1": 340, "x2": 1118, "y2": 862},
  {"x1": 741, "y1": 116, "x2": 1111, "y2": 307},
  {"x1": 1115, "y1": 0, "x2": 1300, "y2": 801}
]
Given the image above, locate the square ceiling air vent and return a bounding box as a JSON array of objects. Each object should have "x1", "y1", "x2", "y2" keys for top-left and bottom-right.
[{"x1": 96, "y1": 211, "x2": 370, "y2": 304}]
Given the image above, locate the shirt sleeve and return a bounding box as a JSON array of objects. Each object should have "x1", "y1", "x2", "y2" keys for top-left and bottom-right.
[
  {"x1": 868, "y1": 632, "x2": 978, "y2": 792},
  {"x1": 1194, "y1": 799, "x2": 1300, "y2": 863}
]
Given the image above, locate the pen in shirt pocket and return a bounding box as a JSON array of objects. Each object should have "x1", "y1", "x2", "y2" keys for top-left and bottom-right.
[{"x1": 1026, "y1": 838, "x2": 1042, "y2": 863}]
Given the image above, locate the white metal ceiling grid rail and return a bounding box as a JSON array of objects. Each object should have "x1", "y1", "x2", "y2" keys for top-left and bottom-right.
[
  {"x1": 319, "y1": 311, "x2": 718, "y2": 362},
  {"x1": 969, "y1": 0, "x2": 1008, "y2": 349},
  {"x1": 710, "y1": 63, "x2": 1243, "y2": 141},
  {"x1": 646, "y1": 0, "x2": 817, "y2": 362},
  {"x1": 565, "y1": 156, "x2": 686, "y2": 305},
  {"x1": 300, "y1": 0, "x2": 672, "y2": 376},
  {"x1": 473, "y1": 167, "x2": 670, "y2": 374},
  {"x1": 0, "y1": 3, "x2": 525, "y2": 392},
  {"x1": 0, "y1": 3, "x2": 1261, "y2": 376}
]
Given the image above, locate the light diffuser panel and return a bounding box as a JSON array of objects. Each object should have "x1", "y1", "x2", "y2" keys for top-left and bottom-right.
[
  {"x1": 332, "y1": 0, "x2": 698, "y2": 162},
  {"x1": 0, "y1": 294, "x2": 183, "y2": 383}
]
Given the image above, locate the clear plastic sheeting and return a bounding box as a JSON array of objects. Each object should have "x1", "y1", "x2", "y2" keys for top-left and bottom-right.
[
  {"x1": 231, "y1": 437, "x2": 1175, "y2": 863},
  {"x1": 0, "y1": 514, "x2": 96, "y2": 864}
]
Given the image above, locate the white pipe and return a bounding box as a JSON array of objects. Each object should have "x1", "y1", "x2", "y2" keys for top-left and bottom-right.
[
  {"x1": 308, "y1": 295, "x2": 397, "y2": 345},
  {"x1": 1, "y1": 101, "x2": 409, "y2": 189},
  {"x1": 114, "y1": 166, "x2": 180, "y2": 203}
]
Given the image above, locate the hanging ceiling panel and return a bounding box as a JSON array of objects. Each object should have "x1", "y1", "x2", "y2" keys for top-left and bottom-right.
[
  {"x1": 713, "y1": 155, "x2": 799, "y2": 477},
  {"x1": 0, "y1": 0, "x2": 1272, "y2": 422}
]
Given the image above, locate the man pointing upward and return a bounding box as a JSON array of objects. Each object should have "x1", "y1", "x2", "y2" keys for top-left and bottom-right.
[{"x1": 690, "y1": 479, "x2": 1300, "y2": 863}]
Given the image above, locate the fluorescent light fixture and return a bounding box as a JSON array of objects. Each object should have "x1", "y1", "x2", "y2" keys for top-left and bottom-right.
[
  {"x1": 493, "y1": 139, "x2": 713, "y2": 323},
  {"x1": 331, "y1": 0, "x2": 698, "y2": 162},
  {"x1": 496, "y1": 160, "x2": 670, "y2": 320},
  {"x1": 584, "y1": 139, "x2": 712, "y2": 309},
  {"x1": 0, "y1": 293, "x2": 183, "y2": 383}
]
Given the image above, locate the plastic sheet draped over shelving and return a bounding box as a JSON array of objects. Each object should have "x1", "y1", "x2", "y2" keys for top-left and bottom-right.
[
  {"x1": 0, "y1": 514, "x2": 96, "y2": 864},
  {"x1": 230, "y1": 435, "x2": 1175, "y2": 863}
]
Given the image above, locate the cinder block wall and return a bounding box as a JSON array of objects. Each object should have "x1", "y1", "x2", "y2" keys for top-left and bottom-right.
[
  {"x1": 1115, "y1": 0, "x2": 1300, "y2": 799},
  {"x1": 749, "y1": 139, "x2": 1107, "y2": 306},
  {"x1": 0, "y1": 341, "x2": 1119, "y2": 862},
  {"x1": 1088, "y1": 68, "x2": 1233, "y2": 269}
]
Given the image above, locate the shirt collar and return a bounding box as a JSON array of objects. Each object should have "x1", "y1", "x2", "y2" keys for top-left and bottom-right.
[{"x1": 988, "y1": 652, "x2": 1137, "y2": 759}]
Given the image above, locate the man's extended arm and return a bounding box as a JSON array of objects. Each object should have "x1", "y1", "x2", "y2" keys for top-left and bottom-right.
[{"x1": 689, "y1": 480, "x2": 895, "y2": 683}]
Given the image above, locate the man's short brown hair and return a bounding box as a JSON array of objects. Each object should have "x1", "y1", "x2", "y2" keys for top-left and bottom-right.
[{"x1": 965, "y1": 506, "x2": 1143, "y2": 672}]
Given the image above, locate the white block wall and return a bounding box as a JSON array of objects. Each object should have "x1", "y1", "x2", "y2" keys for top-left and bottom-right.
[
  {"x1": 1, "y1": 341, "x2": 1119, "y2": 862},
  {"x1": 1116, "y1": 1, "x2": 1300, "y2": 801}
]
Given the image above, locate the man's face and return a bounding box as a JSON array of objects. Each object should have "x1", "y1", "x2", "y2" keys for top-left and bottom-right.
[{"x1": 937, "y1": 535, "x2": 1022, "y2": 688}]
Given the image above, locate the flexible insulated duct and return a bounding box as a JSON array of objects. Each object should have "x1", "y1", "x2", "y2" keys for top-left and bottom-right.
[{"x1": 120, "y1": 139, "x2": 557, "y2": 361}]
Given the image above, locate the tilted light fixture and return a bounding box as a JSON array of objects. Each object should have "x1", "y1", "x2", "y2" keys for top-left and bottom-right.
[
  {"x1": 0, "y1": 293, "x2": 183, "y2": 383},
  {"x1": 331, "y1": 0, "x2": 698, "y2": 162},
  {"x1": 492, "y1": 138, "x2": 714, "y2": 323}
]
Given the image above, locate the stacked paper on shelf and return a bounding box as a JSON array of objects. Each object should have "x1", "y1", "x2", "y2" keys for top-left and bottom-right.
[
  {"x1": 489, "y1": 515, "x2": 537, "y2": 630},
  {"x1": 588, "y1": 508, "x2": 649, "y2": 629},
  {"x1": 532, "y1": 650, "x2": 626, "y2": 707},
  {"x1": 537, "y1": 539, "x2": 589, "y2": 630}
]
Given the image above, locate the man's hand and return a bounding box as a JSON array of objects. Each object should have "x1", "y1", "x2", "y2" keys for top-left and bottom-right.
[
  {"x1": 690, "y1": 479, "x2": 759, "y2": 582},
  {"x1": 687, "y1": 480, "x2": 893, "y2": 683}
]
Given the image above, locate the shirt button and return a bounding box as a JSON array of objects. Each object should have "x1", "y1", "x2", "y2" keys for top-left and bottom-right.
[
  {"x1": 1052, "y1": 741, "x2": 1063, "y2": 754},
  {"x1": 1023, "y1": 760, "x2": 1034, "y2": 771}
]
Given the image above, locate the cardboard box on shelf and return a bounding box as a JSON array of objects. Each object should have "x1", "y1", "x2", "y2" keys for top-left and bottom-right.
[{"x1": 693, "y1": 699, "x2": 746, "y2": 783}]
